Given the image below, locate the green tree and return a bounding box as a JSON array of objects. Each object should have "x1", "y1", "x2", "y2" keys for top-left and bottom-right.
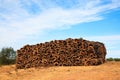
[
  {"x1": 106, "y1": 57, "x2": 114, "y2": 61},
  {"x1": 106, "y1": 58, "x2": 120, "y2": 61},
  {"x1": 0, "y1": 47, "x2": 16, "y2": 65},
  {"x1": 114, "y1": 58, "x2": 120, "y2": 61}
]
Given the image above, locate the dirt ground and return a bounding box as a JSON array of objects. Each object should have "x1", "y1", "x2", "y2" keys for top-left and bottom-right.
[{"x1": 0, "y1": 61, "x2": 120, "y2": 80}]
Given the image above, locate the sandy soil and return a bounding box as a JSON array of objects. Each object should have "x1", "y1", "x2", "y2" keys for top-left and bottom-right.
[{"x1": 0, "y1": 61, "x2": 120, "y2": 80}]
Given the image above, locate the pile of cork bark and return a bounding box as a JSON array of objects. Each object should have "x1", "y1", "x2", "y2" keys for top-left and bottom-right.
[{"x1": 16, "y1": 38, "x2": 106, "y2": 69}]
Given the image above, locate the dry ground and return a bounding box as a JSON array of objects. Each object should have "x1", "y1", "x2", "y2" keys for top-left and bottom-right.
[{"x1": 0, "y1": 61, "x2": 120, "y2": 80}]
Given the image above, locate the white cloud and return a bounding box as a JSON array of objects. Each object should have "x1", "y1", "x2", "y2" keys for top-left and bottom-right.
[
  {"x1": 84, "y1": 35, "x2": 120, "y2": 49},
  {"x1": 85, "y1": 35, "x2": 120, "y2": 42},
  {"x1": 0, "y1": 0, "x2": 120, "y2": 50},
  {"x1": 107, "y1": 50, "x2": 120, "y2": 58}
]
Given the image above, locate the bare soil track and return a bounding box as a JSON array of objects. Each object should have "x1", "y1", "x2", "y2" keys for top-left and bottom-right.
[{"x1": 0, "y1": 61, "x2": 120, "y2": 80}]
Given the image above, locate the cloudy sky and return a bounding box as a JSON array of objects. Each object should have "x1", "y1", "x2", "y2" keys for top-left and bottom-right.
[{"x1": 0, "y1": 0, "x2": 120, "y2": 58}]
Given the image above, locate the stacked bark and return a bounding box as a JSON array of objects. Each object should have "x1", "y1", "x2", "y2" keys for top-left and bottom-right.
[{"x1": 16, "y1": 38, "x2": 106, "y2": 69}]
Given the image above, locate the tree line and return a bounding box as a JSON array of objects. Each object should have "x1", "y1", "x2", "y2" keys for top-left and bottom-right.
[{"x1": 106, "y1": 57, "x2": 120, "y2": 61}]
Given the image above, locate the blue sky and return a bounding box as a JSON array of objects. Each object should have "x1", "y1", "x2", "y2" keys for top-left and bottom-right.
[{"x1": 0, "y1": 0, "x2": 120, "y2": 58}]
